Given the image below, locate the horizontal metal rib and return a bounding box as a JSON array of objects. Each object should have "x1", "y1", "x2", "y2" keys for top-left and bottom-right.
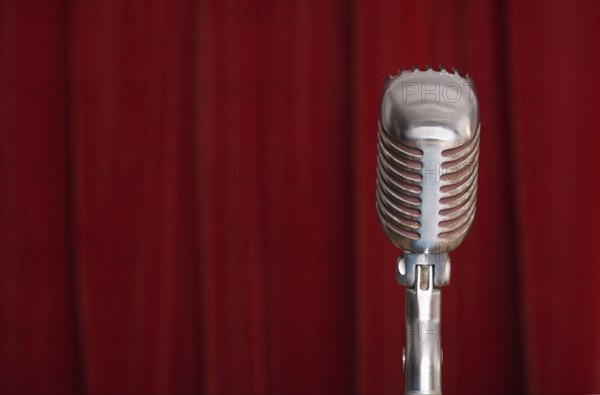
[
  {"x1": 376, "y1": 158, "x2": 422, "y2": 196},
  {"x1": 376, "y1": 201, "x2": 421, "y2": 241},
  {"x1": 438, "y1": 209, "x2": 476, "y2": 239},
  {"x1": 376, "y1": 177, "x2": 421, "y2": 218},
  {"x1": 441, "y1": 125, "x2": 480, "y2": 160},
  {"x1": 377, "y1": 162, "x2": 422, "y2": 201},
  {"x1": 438, "y1": 199, "x2": 476, "y2": 231},
  {"x1": 377, "y1": 147, "x2": 422, "y2": 184},
  {"x1": 440, "y1": 162, "x2": 478, "y2": 195},
  {"x1": 441, "y1": 142, "x2": 480, "y2": 171},
  {"x1": 439, "y1": 178, "x2": 478, "y2": 207},
  {"x1": 439, "y1": 169, "x2": 478, "y2": 204},
  {"x1": 378, "y1": 121, "x2": 423, "y2": 159},
  {"x1": 378, "y1": 139, "x2": 422, "y2": 171},
  {"x1": 439, "y1": 189, "x2": 477, "y2": 221},
  {"x1": 375, "y1": 189, "x2": 421, "y2": 229}
]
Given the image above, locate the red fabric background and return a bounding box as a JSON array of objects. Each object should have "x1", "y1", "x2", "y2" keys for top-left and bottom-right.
[{"x1": 1, "y1": 1, "x2": 599, "y2": 394}]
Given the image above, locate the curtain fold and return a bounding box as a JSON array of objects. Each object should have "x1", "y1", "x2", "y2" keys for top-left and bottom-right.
[
  {"x1": 0, "y1": 6, "x2": 81, "y2": 393},
  {"x1": 1, "y1": 1, "x2": 598, "y2": 395}
]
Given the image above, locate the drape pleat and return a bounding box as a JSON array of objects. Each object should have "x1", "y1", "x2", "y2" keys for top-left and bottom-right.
[
  {"x1": 1, "y1": 1, "x2": 598, "y2": 395},
  {"x1": 0, "y1": 6, "x2": 81, "y2": 393}
]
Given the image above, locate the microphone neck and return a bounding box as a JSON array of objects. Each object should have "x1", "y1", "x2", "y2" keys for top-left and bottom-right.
[{"x1": 397, "y1": 252, "x2": 451, "y2": 289}]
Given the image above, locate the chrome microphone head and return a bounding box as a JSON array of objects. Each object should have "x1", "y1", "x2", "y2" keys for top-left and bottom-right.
[
  {"x1": 376, "y1": 66, "x2": 480, "y2": 395},
  {"x1": 376, "y1": 66, "x2": 480, "y2": 256}
]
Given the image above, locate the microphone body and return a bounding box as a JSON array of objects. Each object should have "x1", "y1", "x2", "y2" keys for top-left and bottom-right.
[{"x1": 376, "y1": 67, "x2": 480, "y2": 395}]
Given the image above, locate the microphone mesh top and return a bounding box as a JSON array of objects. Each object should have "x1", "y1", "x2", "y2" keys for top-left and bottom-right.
[{"x1": 376, "y1": 67, "x2": 480, "y2": 253}]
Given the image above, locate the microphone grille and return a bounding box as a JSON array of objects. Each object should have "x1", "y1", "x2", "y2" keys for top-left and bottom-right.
[
  {"x1": 376, "y1": 67, "x2": 480, "y2": 253},
  {"x1": 438, "y1": 128, "x2": 479, "y2": 240},
  {"x1": 376, "y1": 123, "x2": 423, "y2": 241}
]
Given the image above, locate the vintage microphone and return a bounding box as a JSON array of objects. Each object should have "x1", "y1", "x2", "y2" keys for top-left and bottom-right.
[{"x1": 376, "y1": 66, "x2": 480, "y2": 395}]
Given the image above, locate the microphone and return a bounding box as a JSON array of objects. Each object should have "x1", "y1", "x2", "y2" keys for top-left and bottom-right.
[{"x1": 376, "y1": 66, "x2": 480, "y2": 395}]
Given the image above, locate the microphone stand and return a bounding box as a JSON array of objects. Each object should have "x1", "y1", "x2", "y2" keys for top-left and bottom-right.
[{"x1": 397, "y1": 252, "x2": 450, "y2": 395}]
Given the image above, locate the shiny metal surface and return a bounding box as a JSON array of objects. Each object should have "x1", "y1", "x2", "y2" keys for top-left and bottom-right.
[
  {"x1": 375, "y1": 66, "x2": 480, "y2": 395},
  {"x1": 405, "y1": 265, "x2": 442, "y2": 395},
  {"x1": 376, "y1": 66, "x2": 479, "y2": 254}
]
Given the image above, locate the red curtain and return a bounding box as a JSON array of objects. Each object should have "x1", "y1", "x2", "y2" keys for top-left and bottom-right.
[{"x1": 1, "y1": 1, "x2": 598, "y2": 394}]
